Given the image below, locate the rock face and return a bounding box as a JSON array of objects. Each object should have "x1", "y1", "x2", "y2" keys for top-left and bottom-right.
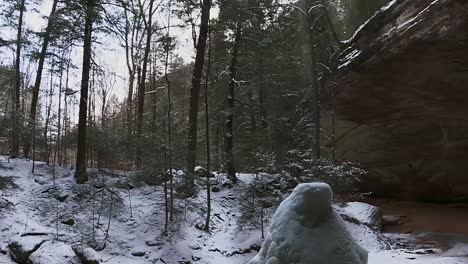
[
  {"x1": 249, "y1": 183, "x2": 368, "y2": 264},
  {"x1": 327, "y1": 0, "x2": 468, "y2": 201}
]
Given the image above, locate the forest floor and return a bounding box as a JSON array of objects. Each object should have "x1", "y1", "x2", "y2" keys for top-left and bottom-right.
[{"x1": 0, "y1": 156, "x2": 468, "y2": 263}]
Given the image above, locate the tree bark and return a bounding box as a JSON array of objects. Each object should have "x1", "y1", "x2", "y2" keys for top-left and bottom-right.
[
  {"x1": 43, "y1": 68, "x2": 55, "y2": 164},
  {"x1": 23, "y1": 0, "x2": 59, "y2": 158},
  {"x1": 258, "y1": 52, "x2": 268, "y2": 129},
  {"x1": 74, "y1": 0, "x2": 94, "y2": 183},
  {"x1": 11, "y1": 0, "x2": 26, "y2": 156},
  {"x1": 310, "y1": 27, "x2": 321, "y2": 160},
  {"x1": 127, "y1": 72, "x2": 134, "y2": 149},
  {"x1": 135, "y1": 0, "x2": 155, "y2": 167},
  {"x1": 204, "y1": 23, "x2": 212, "y2": 231},
  {"x1": 186, "y1": 0, "x2": 212, "y2": 175},
  {"x1": 225, "y1": 22, "x2": 242, "y2": 183},
  {"x1": 164, "y1": 5, "x2": 175, "y2": 222}
]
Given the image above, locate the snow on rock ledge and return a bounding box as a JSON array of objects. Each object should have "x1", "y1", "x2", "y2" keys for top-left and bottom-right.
[{"x1": 249, "y1": 183, "x2": 368, "y2": 264}]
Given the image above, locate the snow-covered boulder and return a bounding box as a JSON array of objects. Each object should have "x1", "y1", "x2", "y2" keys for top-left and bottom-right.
[
  {"x1": 9, "y1": 235, "x2": 48, "y2": 264},
  {"x1": 28, "y1": 241, "x2": 79, "y2": 264},
  {"x1": 249, "y1": 183, "x2": 368, "y2": 264},
  {"x1": 337, "y1": 202, "x2": 383, "y2": 231},
  {"x1": 80, "y1": 248, "x2": 101, "y2": 264},
  {"x1": 194, "y1": 166, "x2": 205, "y2": 173}
]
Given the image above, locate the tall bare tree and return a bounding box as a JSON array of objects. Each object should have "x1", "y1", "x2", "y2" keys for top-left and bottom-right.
[
  {"x1": 135, "y1": 0, "x2": 157, "y2": 167},
  {"x1": 204, "y1": 22, "x2": 212, "y2": 231},
  {"x1": 224, "y1": 21, "x2": 241, "y2": 183},
  {"x1": 23, "y1": 0, "x2": 59, "y2": 158},
  {"x1": 11, "y1": 0, "x2": 26, "y2": 156},
  {"x1": 186, "y1": 0, "x2": 212, "y2": 176},
  {"x1": 75, "y1": 0, "x2": 98, "y2": 183}
]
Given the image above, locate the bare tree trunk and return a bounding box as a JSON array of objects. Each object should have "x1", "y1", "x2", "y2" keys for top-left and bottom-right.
[
  {"x1": 204, "y1": 23, "x2": 212, "y2": 232},
  {"x1": 186, "y1": 0, "x2": 212, "y2": 176},
  {"x1": 150, "y1": 49, "x2": 157, "y2": 133},
  {"x1": 135, "y1": 0, "x2": 156, "y2": 167},
  {"x1": 87, "y1": 67, "x2": 95, "y2": 168},
  {"x1": 163, "y1": 5, "x2": 175, "y2": 221},
  {"x1": 43, "y1": 68, "x2": 54, "y2": 164},
  {"x1": 11, "y1": 0, "x2": 26, "y2": 156},
  {"x1": 258, "y1": 52, "x2": 268, "y2": 129},
  {"x1": 31, "y1": 110, "x2": 37, "y2": 173},
  {"x1": 248, "y1": 87, "x2": 256, "y2": 131},
  {"x1": 127, "y1": 72, "x2": 135, "y2": 152},
  {"x1": 225, "y1": 22, "x2": 241, "y2": 183},
  {"x1": 310, "y1": 33, "x2": 321, "y2": 161},
  {"x1": 301, "y1": 1, "x2": 322, "y2": 160},
  {"x1": 62, "y1": 51, "x2": 71, "y2": 166},
  {"x1": 163, "y1": 130, "x2": 169, "y2": 234},
  {"x1": 75, "y1": 0, "x2": 95, "y2": 184},
  {"x1": 24, "y1": 0, "x2": 59, "y2": 158},
  {"x1": 55, "y1": 52, "x2": 65, "y2": 168}
]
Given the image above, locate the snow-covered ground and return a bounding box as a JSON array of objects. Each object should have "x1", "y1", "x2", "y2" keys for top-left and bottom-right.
[{"x1": 1, "y1": 156, "x2": 467, "y2": 263}]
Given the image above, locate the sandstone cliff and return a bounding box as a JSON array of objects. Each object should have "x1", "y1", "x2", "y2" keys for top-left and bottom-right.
[{"x1": 328, "y1": 0, "x2": 468, "y2": 200}]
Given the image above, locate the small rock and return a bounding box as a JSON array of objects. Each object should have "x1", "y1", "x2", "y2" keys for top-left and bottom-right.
[
  {"x1": 146, "y1": 240, "x2": 164, "y2": 247},
  {"x1": 211, "y1": 186, "x2": 220, "y2": 192},
  {"x1": 222, "y1": 182, "x2": 232, "y2": 188},
  {"x1": 92, "y1": 183, "x2": 105, "y2": 189},
  {"x1": 131, "y1": 251, "x2": 146, "y2": 257},
  {"x1": 287, "y1": 178, "x2": 299, "y2": 189},
  {"x1": 0, "y1": 243, "x2": 7, "y2": 255},
  {"x1": 250, "y1": 244, "x2": 261, "y2": 251},
  {"x1": 189, "y1": 246, "x2": 201, "y2": 250},
  {"x1": 61, "y1": 219, "x2": 75, "y2": 226},
  {"x1": 55, "y1": 194, "x2": 68, "y2": 202},
  {"x1": 34, "y1": 179, "x2": 46, "y2": 186},
  {"x1": 40, "y1": 187, "x2": 51, "y2": 194},
  {"x1": 261, "y1": 200, "x2": 273, "y2": 209},
  {"x1": 194, "y1": 166, "x2": 206, "y2": 174},
  {"x1": 195, "y1": 223, "x2": 204, "y2": 230}
]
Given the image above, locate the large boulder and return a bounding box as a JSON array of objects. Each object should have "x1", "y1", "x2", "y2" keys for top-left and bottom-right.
[
  {"x1": 79, "y1": 248, "x2": 101, "y2": 264},
  {"x1": 337, "y1": 202, "x2": 383, "y2": 231},
  {"x1": 325, "y1": 0, "x2": 468, "y2": 201},
  {"x1": 28, "y1": 241, "x2": 79, "y2": 264},
  {"x1": 8, "y1": 235, "x2": 48, "y2": 264},
  {"x1": 249, "y1": 183, "x2": 368, "y2": 264}
]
